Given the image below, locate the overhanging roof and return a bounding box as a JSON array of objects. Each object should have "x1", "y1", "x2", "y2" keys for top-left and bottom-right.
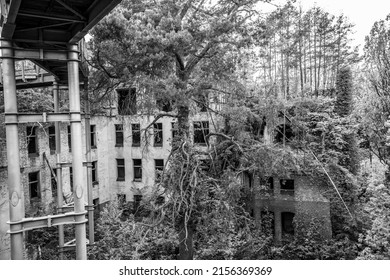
[{"x1": 0, "y1": 0, "x2": 121, "y2": 85}]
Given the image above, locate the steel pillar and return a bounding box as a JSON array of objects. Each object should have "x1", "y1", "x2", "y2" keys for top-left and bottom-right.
[
  {"x1": 67, "y1": 44, "x2": 87, "y2": 260},
  {"x1": 1, "y1": 39, "x2": 25, "y2": 260},
  {"x1": 84, "y1": 82, "x2": 94, "y2": 244},
  {"x1": 53, "y1": 81, "x2": 65, "y2": 259}
]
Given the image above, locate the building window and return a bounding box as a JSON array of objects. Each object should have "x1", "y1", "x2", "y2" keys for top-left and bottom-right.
[
  {"x1": 133, "y1": 194, "x2": 142, "y2": 215},
  {"x1": 48, "y1": 126, "x2": 56, "y2": 154},
  {"x1": 117, "y1": 194, "x2": 126, "y2": 205},
  {"x1": 193, "y1": 121, "x2": 209, "y2": 145},
  {"x1": 155, "y1": 159, "x2": 164, "y2": 182},
  {"x1": 67, "y1": 125, "x2": 72, "y2": 152},
  {"x1": 116, "y1": 159, "x2": 125, "y2": 181},
  {"x1": 51, "y1": 169, "x2": 57, "y2": 198},
  {"x1": 133, "y1": 159, "x2": 142, "y2": 181},
  {"x1": 27, "y1": 126, "x2": 38, "y2": 156},
  {"x1": 29, "y1": 171, "x2": 40, "y2": 199},
  {"x1": 115, "y1": 124, "x2": 124, "y2": 147},
  {"x1": 132, "y1": 124, "x2": 141, "y2": 147},
  {"x1": 92, "y1": 161, "x2": 98, "y2": 185},
  {"x1": 171, "y1": 122, "x2": 178, "y2": 141},
  {"x1": 90, "y1": 125, "x2": 96, "y2": 148},
  {"x1": 260, "y1": 177, "x2": 274, "y2": 194},
  {"x1": 280, "y1": 179, "x2": 294, "y2": 195},
  {"x1": 156, "y1": 95, "x2": 172, "y2": 112},
  {"x1": 117, "y1": 88, "x2": 137, "y2": 115},
  {"x1": 69, "y1": 167, "x2": 73, "y2": 192},
  {"x1": 281, "y1": 212, "x2": 295, "y2": 236},
  {"x1": 275, "y1": 123, "x2": 294, "y2": 143},
  {"x1": 93, "y1": 198, "x2": 100, "y2": 219},
  {"x1": 154, "y1": 123, "x2": 163, "y2": 147}
]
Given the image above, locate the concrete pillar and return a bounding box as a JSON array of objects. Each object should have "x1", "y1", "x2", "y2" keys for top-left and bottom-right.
[
  {"x1": 53, "y1": 81, "x2": 65, "y2": 259},
  {"x1": 1, "y1": 39, "x2": 25, "y2": 260},
  {"x1": 67, "y1": 44, "x2": 87, "y2": 260},
  {"x1": 84, "y1": 82, "x2": 94, "y2": 244},
  {"x1": 274, "y1": 210, "x2": 282, "y2": 243}
]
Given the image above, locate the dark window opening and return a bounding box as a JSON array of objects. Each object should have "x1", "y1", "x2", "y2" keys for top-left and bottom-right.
[
  {"x1": 280, "y1": 179, "x2": 294, "y2": 195},
  {"x1": 156, "y1": 97, "x2": 172, "y2": 112},
  {"x1": 117, "y1": 88, "x2": 137, "y2": 115},
  {"x1": 133, "y1": 159, "x2": 142, "y2": 181},
  {"x1": 51, "y1": 169, "x2": 57, "y2": 198},
  {"x1": 153, "y1": 123, "x2": 163, "y2": 147},
  {"x1": 194, "y1": 121, "x2": 209, "y2": 145},
  {"x1": 132, "y1": 123, "x2": 141, "y2": 147},
  {"x1": 155, "y1": 159, "x2": 164, "y2": 182},
  {"x1": 49, "y1": 126, "x2": 56, "y2": 154},
  {"x1": 133, "y1": 194, "x2": 142, "y2": 215},
  {"x1": 67, "y1": 125, "x2": 72, "y2": 152},
  {"x1": 27, "y1": 126, "x2": 38, "y2": 156},
  {"x1": 117, "y1": 194, "x2": 126, "y2": 205},
  {"x1": 275, "y1": 124, "x2": 294, "y2": 143},
  {"x1": 261, "y1": 211, "x2": 275, "y2": 235},
  {"x1": 116, "y1": 159, "x2": 125, "y2": 181},
  {"x1": 281, "y1": 212, "x2": 295, "y2": 236},
  {"x1": 171, "y1": 122, "x2": 178, "y2": 141},
  {"x1": 156, "y1": 195, "x2": 165, "y2": 205},
  {"x1": 69, "y1": 167, "x2": 73, "y2": 192},
  {"x1": 115, "y1": 124, "x2": 124, "y2": 147},
  {"x1": 29, "y1": 171, "x2": 40, "y2": 199},
  {"x1": 242, "y1": 171, "x2": 252, "y2": 189},
  {"x1": 90, "y1": 125, "x2": 96, "y2": 148},
  {"x1": 92, "y1": 161, "x2": 98, "y2": 184}
]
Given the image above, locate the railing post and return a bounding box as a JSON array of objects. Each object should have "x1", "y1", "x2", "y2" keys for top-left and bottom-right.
[
  {"x1": 1, "y1": 38, "x2": 25, "y2": 260},
  {"x1": 67, "y1": 43, "x2": 87, "y2": 260}
]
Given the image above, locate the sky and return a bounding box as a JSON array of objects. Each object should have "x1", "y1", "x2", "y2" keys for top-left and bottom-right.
[{"x1": 263, "y1": 0, "x2": 390, "y2": 52}]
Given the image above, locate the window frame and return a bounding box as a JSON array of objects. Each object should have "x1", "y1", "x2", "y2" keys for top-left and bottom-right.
[
  {"x1": 90, "y1": 124, "x2": 97, "y2": 149},
  {"x1": 92, "y1": 161, "x2": 98, "y2": 185},
  {"x1": 133, "y1": 159, "x2": 142, "y2": 182},
  {"x1": 116, "y1": 158, "x2": 125, "y2": 181},
  {"x1": 280, "y1": 179, "x2": 294, "y2": 195},
  {"x1": 28, "y1": 171, "x2": 40, "y2": 199},
  {"x1": 26, "y1": 126, "x2": 38, "y2": 157},
  {"x1": 67, "y1": 125, "x2": 72, "y2": 152},
  {"x1": 193, "y1": 121, "x2": 209, "y2": 145},
  {"x1": 48, "y1": 125, "x2": 56, "y2": 154},
  {"x1": 115, "y1": 124, "x2": 124, "y2": 147},
  {"x1": 154, "y1": 159, "x2": 164, "y2": 182},
  {"x1": 153, "y1": 123, "x2": 163, "y2": 147},
  {"x1": 132, "y1": 123, "x2": 141, "y2": 147}
]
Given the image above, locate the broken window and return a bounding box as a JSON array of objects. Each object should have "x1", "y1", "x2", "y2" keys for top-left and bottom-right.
[
  {"x1": 171, "y1": 122, "x2": 178, "y2": 141},
  {"x1": 153, "y1": 123, "x2": 163, "y2": 147},
  {"x1": 117, "y1": 88, "x2": 137, "y2": 115},
  {"x1": 193, "y1": 121, "x2": 209, "y2": 145},
  {"x1": 48, "y1": 126, "x2": 56, "y2": 154},
  {"x1": 92, "y1": 161, "x2": 98, "y2": 184},
  {"x1": 116, "y1": 159, "x2": 125, "y2": 181},
  {"x1": 69, "y1": 167, "x2": 73, "y2": 192},
  {"x1": 29, "y1": 171, "x2": 40, "y2": 199},
  {"x1": 67, "y1": 125, "x2": 72, "y2": 152},
  {"x1": 90, "y1": 125, "x2": 96, "y2": 148},
  {"x1": 132, "y1": 123, "x2": 141, "y2": 147},
  {"x1": 280, "y1": 179, "x2": 294, "y2": 195},
  {"x1": 281, "y1": 212, "x2": 295, "y2": 236},
  {"x1": 115, "y1": 124, "x2": 124, "y2": 147},
  {"x1": 155, "y1": 159, "x2": 164, "y2": 182},
  {"x1": 27, "y1": 126, "x2": 38, "y2": 156},
  {"x1": 133, "y1": 159, "x2": 142, "y2": 181},
  {"x1": 51, "y1": 169, "x2": 57, "y2": 198},
  {"x1": 275, "y1": 123, "x2": 294, "y2": 143}
]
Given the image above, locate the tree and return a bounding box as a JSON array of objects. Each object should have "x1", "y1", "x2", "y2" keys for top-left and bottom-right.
[{"x1": 90, "y1": 0, "x2": 267, "y2": 259}]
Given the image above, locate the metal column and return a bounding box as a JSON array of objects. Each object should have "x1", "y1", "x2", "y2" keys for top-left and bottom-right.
[
  {"x1": 84, "y1": 82, "x2": 94, "y2": 244},
  {"x1": 1, "y1": 39, "x2": 25, "y2": 260},
  {"x1": 53, "y1": 81, "x2": 65, "y2": 259},
  {"x1": 67, "y1": 44, "x2": 87, "y2": 260}
]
